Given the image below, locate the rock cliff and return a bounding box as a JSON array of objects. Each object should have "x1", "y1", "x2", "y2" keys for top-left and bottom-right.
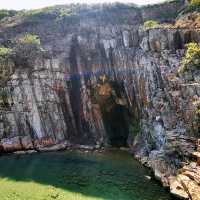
[{"x1": 0, "y1": 0, "x2": 199, "y2": 198}]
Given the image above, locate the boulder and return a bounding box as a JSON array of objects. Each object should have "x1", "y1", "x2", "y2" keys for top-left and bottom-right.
[
  {"x1": 177, "y1": 174, "x2": 200, "y2": 200},
  {"x1": 1, "y1": 137, "x2": 22, "y2": 152},
  {"x1": 37, "y1": 142, "x2": 68, "y2": 152},
  {"x1": 21, "y1": 136, "x2": 34, "y2": 150},
  {"x1": 170, "y1": 163, "x2": 200, "y2": 200}
]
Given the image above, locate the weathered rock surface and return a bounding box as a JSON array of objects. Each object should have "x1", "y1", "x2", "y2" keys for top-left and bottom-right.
[
  {"x1": 169, "y1": 140, "x2": 200, "y2": 199},
  {"x1": 0, "y1": 1, "x2": 199, "y2": 198}
]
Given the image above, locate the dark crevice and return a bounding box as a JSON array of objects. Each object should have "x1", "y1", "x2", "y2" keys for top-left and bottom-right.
[
  {"x1": 69, "y1": 36, "x2": 83, "y2": 138},
  {"x1": 94, "y1": 78, "x2": 131, "y2": 147}
]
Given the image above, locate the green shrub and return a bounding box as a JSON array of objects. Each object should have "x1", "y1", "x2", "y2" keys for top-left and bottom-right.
[
  {"x1": 17, "y1": 34, "x2": 41, "y2": 46},
  {"x1": 0, "y1": 10, "x2": 17, "y2": 21},
  {"x1": 12, "y1": 34, "x2": 43, "y2": 68},
  {"x1": 183, "y1": 0, "x2": 200, "y2": 13},
  {"x1": 0, "y1": 47, "x2": 12, "y2": 57},
  {"x1": 143, "y1": 20, "x2": 160, "y2": 29},
  {"x1": 0, "y1": 34, "x2": 44, "y2": 85},
  {"x1": 190, "y1": 0, "x2": 200, "y2": 6},
  {"x1": 19, "y1": 6, "x2": 79, "y2": 25},
  {"x1": 196, "y1": 108, "x2": 200, "y2": 114},
  {"x1": 179, "y1": 42, "x2": 200, "y2": 73},
  {"x1": 0, "y1": 47, "x2": 14, "y2": 86}
]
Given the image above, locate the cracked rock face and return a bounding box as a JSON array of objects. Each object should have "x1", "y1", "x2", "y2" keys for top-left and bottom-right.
[{"x1": 0, "y1": 0, "x2": 199, "y2": 195}]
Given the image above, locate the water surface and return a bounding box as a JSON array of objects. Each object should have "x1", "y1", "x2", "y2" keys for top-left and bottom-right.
[{"x1": 0, "y1": 149, "x2": 174, "y2": 200}]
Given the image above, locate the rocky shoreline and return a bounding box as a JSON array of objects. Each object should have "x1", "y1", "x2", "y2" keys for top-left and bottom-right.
[
  {"x1": 1, "y1": 136, "x2": 200, "y2": 200},
  {"x1": 169, "y1": 139, "x2": 200, "y2": 200},
  {"x1": 0, "y1": 137, "x2": 103, "y2": 155},
  {"x1": 134, "y1": 138, "x2": 200, "y2": 200}
]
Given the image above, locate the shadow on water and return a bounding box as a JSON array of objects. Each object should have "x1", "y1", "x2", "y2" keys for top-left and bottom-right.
[{"x1": 0, "y1": 149, "x2": 175, "y2": 200}]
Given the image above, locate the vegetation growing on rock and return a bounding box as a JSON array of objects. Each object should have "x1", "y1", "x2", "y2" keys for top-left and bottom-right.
[
  {"x1": 190, "y1": 0, "x2": 200, "y2": 6},
  {"x1": 12, "y1": 34, "x2": 43, "y2": 69},
  {"x1": 0, "y1": 47, "x2": 13, "y2": 108},
  {"x1": 0, "y1": 47, "x2": 12, "y2": 57},
  {"x1": 179, "y1": 42, "x2": 200, "y2": 73},
  {"x1": 18, "y1": 6, "x2": 79, "y2": 25},
  {"x1": 143, "y1": 20, "x2": 160, "y2": 29},
  {"x1": 175, "y1": 0, "x2": 200, "y2": 29},
  {"x1": 0, "y1": 10, "x2": 17, "y2": 21},
  {"x1": 17, "y1": 34, "x2": 41, "y2": 46},
  {"x1": 0, "y1": 34, "x2": 44, "y2": 86},
  {"x1": 183, "y1": 0, "x2": 200, "y2": 13},
  {"x1": 0, "y1": 47, "x2": 14, "y2": 87},
  {"x1": 178, "y1": 42, "x2": 200, "y2": 135}
]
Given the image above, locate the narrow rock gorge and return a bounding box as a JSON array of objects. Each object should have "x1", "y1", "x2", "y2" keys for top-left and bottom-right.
[{"x1": 0, "y1": 0, "x2": 200, "y2": 199}]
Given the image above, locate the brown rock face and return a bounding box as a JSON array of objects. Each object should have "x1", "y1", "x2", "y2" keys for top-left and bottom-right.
[
  {"x1": 1, "y1": 136, "x2": 33, "y2": 152},
  {"x1": 170, "y1": 139, "x2": 200, "y2": 199}
]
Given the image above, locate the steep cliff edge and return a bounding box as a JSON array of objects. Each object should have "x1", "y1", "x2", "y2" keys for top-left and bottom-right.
[{"x1": 0, "y1": 0, "x2": 199, "y2": 198}]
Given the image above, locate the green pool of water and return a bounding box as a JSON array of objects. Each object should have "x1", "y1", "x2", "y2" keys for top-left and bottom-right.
[{"x1": 0, "y1": 149, "x2": 174, "y2": 200}]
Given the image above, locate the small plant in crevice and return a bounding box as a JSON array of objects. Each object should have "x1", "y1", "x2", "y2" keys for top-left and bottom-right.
[{"x1": 178, "y1": 42, "x2": 200, "y2": 74}]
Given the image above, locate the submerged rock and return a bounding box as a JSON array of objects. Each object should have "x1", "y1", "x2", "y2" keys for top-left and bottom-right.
[{"x1": 145, "y1": 175, "x2": 152, "y2": 180}]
